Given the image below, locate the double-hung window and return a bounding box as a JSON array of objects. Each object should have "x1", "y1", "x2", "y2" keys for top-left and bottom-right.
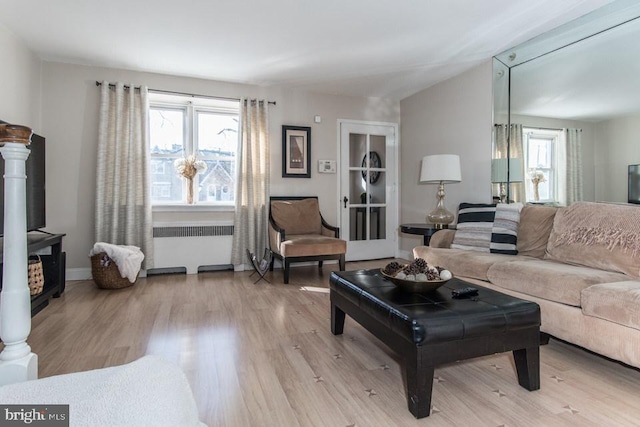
[
  {"x1": 523, "y1": 127, "x2": 562, "y2": 203},
  {"x1": 149, "y1": 94, "x2": 239, "y2": 207}
]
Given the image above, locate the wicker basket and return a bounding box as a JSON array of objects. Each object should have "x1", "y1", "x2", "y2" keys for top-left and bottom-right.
[
  {"x1": 28, "y1": 255, "x2": 45, "y2": 296},
  {"x1": 90, "y1": 252, "x2": 136, "y2": 289}
]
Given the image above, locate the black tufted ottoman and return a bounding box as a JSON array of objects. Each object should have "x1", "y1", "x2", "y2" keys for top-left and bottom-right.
[{"x1": 329, "y1": 269, "x2": 541, "y2": 419}]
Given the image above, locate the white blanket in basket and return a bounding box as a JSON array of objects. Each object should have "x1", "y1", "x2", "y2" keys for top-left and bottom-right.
[{"x1": 89, "y1": 242, "x2": 144, "y2": 283}]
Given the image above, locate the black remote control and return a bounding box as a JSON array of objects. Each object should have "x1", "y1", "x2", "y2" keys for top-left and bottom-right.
[{"x1": 452, "y1": 287, "x2": 479, "y2": 299}]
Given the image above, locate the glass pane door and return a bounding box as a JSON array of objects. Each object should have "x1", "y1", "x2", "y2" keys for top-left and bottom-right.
[{"x1": 340, "y1": 122, "x2": 397, "y2": 261}]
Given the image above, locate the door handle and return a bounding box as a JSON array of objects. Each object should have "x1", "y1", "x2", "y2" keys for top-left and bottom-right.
[{"x1": 343, "y1": 196, "x2": 348, "y2": 208}]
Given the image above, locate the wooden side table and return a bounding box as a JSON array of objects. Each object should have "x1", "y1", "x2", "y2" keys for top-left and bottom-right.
[{"x1": 400, "y1": 224, "x2": 454, "y2": 246}]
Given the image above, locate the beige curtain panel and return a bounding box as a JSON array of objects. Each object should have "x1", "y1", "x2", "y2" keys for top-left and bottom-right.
[
  {"x1": 231, "y1": 99, "x2": 270, "y2": 268},
  {"x1": 561, "y1": 128, "x2": 583, "y2": 206},
  {"x1": 494, "y1": 123, "x2": 525, "y2": 203},
  {"x1": 95, "y1": 81, "x2": 153, "y2": 268}
]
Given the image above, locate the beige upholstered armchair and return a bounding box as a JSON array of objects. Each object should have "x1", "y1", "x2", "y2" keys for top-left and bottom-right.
[{"x1": 269, "y1": 197, "x2": 346, "y2": 283}]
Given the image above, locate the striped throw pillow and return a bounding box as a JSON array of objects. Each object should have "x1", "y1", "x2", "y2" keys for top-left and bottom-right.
[
  {"x1": 451, "y1": 203, "x2": 497, "y2": 252},
  {"x1": 490, "y1": 203, "x2": 523, "y2": 255}
]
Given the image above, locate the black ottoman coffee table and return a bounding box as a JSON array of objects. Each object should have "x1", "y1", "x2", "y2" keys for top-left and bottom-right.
[{"x1": 329, "y1": 269, "x2": 541, "y2": 419}]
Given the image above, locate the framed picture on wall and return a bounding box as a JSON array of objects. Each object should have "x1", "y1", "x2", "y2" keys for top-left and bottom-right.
[{"x1": 282, "y1": 125, "x2": 311, "y2": 178}]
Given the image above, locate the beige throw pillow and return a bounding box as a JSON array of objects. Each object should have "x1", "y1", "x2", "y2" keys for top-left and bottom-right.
[{"x1": 517, "y1": 205, "x2": 558, "y2": 258}]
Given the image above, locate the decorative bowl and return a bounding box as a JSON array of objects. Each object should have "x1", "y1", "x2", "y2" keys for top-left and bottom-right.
[{"x1": 380, "y1": 269, "x2": 451, "y2": 293}]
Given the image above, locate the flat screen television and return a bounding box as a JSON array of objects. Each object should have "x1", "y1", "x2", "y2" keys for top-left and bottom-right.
[
  {"x1": 0, "y1": 122, "x2": 46, "y2": 236},
  {"x1": 629, "y1": 164, "x2": 640, "y2": 205}
]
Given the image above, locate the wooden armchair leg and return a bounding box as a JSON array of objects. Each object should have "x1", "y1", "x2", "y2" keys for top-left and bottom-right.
[
  {"x1": 269, "y1": 256, "x2": 275, "y2": 271},
  {"x1": 339, "y1": 254, "x2": 345, "y2": 271},
  {"x1": 284, "y1": 259, "x2": 290, "y2": 284},
  {"x1": 319, "y1": 260, "x2": 324, "y2": 268}
]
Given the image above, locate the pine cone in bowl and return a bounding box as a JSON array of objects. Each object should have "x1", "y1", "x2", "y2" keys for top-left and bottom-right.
[{"x1": 381, "y1": 258, "x2": 453, "y2": 293}]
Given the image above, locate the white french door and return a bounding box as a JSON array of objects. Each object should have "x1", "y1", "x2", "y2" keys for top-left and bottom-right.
[{"x1": 339, "y1": 121, "x2": 398, "y2": 261}]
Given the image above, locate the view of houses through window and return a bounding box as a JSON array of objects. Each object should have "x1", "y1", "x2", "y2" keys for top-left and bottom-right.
[{"x1": 149, "y1": 94, "x2": 239, "y2": 205}]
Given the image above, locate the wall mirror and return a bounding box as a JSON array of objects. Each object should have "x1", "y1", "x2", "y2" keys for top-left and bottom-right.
[{"x1": 492, "y1": 0, "x2": 640, "y2": 205}]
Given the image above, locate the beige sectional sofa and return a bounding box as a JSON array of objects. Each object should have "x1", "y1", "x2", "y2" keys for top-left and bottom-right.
[{"x1": 413, "y1": 201, "x2": 640, "y2": 369}]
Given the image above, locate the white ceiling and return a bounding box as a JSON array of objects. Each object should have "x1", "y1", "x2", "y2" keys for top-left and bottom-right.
[{"x1": 0, "y1": 0, "x2": 613, "y2": 100}]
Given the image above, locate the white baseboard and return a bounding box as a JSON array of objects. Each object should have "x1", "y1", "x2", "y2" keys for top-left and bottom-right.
[
  {"x1": 65, "y1": 268, "x2": 92, "y2": 281},
  {"x1": 66, "y1": 268, "x2": 148, "y2": 281},
  {"x1": 68, "y1": 260, "x2": 341, "y2": 280},
  {"x1": 69, "y1": 257, "x2": 386, "y2": 281}
]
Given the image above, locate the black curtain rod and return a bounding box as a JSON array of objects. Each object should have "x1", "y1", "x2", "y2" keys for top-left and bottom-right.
[
  {"x1": 523, "y1": 126, "x2": 582, "y2": 132},
  {"x1": 494, "y1": 124, "x2": 582, "y2": 132},
  {"x1": 95, "y1": 81, "x2": 276, "y2": 105}
]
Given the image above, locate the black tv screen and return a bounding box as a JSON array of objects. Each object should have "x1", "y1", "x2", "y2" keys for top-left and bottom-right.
[
  {"x1": 0, "y1": 130, "x2": 46, "y2": 235},
  {"x1": 629, "y1": 164, "x2": 640, "y2": 205}
]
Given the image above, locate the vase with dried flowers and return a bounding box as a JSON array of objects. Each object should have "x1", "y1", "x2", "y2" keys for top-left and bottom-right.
[
  {"x1": 174, "y1": 155, "x2": 207, "y2": 204},
  {"x1": 529, "y1": 169, "x2": 546, "y2": 202}
]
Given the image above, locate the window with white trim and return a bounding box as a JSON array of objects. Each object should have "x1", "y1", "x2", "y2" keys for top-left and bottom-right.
[
  {"x1": 523, "y1": 127, "x2": 562, "y2": 203},
  {"x1": 149, "y1": 94, "x2": 239, "y2": 206}
]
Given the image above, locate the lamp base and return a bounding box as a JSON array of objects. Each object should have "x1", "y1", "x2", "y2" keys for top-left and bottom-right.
[
  {"x1": 427, "y1": 181, "x2": 454, "y2": 228},
  {"x1": 427, "y1": 207, "x2": 454, "y2": 228}
]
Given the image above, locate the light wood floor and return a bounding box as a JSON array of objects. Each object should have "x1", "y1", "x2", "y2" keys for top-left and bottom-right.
[{"x1": 20, "y1": 260, "x2": 640, "y2": 426}]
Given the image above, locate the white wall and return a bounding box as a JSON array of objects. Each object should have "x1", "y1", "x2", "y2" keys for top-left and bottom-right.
[
  {"x1": 0, "y1": 24, "x2": 41, "y2": 128},
  {"x1": 399, "y1": 61, "x2": 493, "y2": 255},
  {"x1": 40, "y1": 61, "x2": 400, "y2": 270},
  {"x1": 594, "y1": 113, "x2": 640, "y2": 202},
  {"x1": 270, "y1": 87, "x2": 399, "y2": 223}
]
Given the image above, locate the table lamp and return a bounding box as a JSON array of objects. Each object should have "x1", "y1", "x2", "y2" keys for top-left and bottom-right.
[
  {"x1": 491, "y1": 158, "x2": 523, "y2": 203},
  {"x1": 420, "y1": 154, "x2": 461, "y2": 228}
]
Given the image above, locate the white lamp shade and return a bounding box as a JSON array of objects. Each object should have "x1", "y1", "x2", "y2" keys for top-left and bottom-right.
[
  {"x1": 491, "y1": 158, "x2": 523, "y2": 183},
  {"x1": 420, "y1": 154, "x2": 461, "y2": 183}
]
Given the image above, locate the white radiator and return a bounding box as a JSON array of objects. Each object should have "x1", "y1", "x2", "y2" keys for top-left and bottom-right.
[{"x1": 152, "y1": 222, "x2": 234, "y2": 274}]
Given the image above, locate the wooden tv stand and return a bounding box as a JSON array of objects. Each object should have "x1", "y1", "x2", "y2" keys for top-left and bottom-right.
[{"x1": 0, "y1": 231, "x2": 66, "y2": 317}]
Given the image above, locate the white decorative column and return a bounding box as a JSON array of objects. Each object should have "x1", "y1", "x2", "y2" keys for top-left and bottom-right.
[{"x1": 0, "y1": 123, "x2": 37, "y2": 386}]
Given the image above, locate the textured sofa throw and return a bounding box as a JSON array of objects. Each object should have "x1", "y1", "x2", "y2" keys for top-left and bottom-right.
[{"x1": 546, "y1": 201, "x2": 640, "y2": 277}]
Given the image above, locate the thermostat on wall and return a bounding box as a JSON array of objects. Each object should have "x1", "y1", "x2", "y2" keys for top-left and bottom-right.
[{"x1": 318, "y1": 160, "x2": 336, "y2": 174}]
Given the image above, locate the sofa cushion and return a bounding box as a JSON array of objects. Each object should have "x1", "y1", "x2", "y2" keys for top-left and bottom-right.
[
  {"x1": 280, "y1": 234, "x2": 346, "y2": 257},
  {"x1": 413, "y1": 246, "x2": 532, "y2": 282},
  {"x1": 487, "y1": 258, "x2": 630, "y2": 307},
  {"x1": 581, "y1": 281, "x2": 640, "y2": 331},
  {"x1": 451, "y1": 203, "x2": 496, "y2": 252},
  {"x1": 545, "y1": 201, "x2": 640, "y2": 278},
  {"x1": 517, "y1": 204, "x2": 557, "y2": 258},
  {"x1": 271, "y1": 198, "x2": 322, "y2": 235},
  {"x1": 490, "y1": 203, "x2": 523, "y2": 255}
]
